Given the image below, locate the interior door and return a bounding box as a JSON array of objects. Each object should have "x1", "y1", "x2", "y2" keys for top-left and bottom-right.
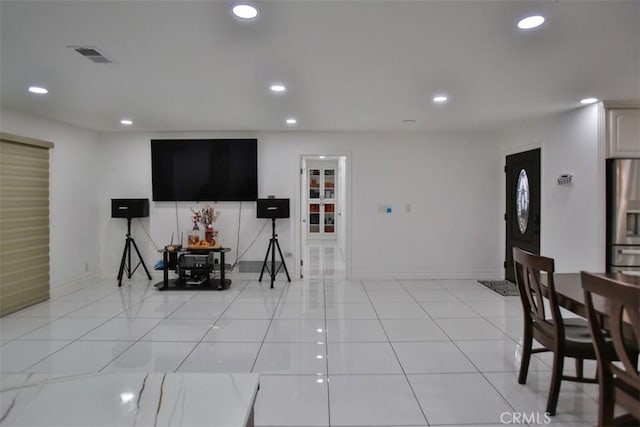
[
  {"x1": 505, "y1": 148, "x2": 541, "y2": 282},
  {"x1": 307, "y1": 162, "x2": 338, "y2": 239}
]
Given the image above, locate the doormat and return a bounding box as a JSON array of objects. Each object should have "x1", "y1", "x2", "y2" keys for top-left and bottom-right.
[{"x1": 478, "y1": 280, "x2": 519, "y2": 296}]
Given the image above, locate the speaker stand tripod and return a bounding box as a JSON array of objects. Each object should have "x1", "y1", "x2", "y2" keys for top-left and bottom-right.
[
  {"x1": 117, "y1": 217, "x2": 152, "y2": 286},
  {"x1": 259, "y1": 218, "x2": 291, "y2": 289}
]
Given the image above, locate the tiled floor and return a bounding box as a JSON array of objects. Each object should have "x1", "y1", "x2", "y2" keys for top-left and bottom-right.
[{"x1": 0, "y1": 241, "x2": 600, "y2": 426}]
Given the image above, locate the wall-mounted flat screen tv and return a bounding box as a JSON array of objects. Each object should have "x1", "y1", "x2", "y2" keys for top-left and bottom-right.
[{"x1": 151, "y1": 139, "x2": 258, "y2": 201}]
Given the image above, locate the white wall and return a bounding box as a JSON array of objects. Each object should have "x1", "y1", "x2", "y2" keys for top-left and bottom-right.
[
  {"x1": 98, "y1": 131, "x2": 504, "y2": 280},
  {"x1": 0, "y1": 110, "x2": 505, "y2": 285},
  {"x1": 96, "y1": 131, "x2": 275, "y2": 279},
  {"x1": 1, "y1": 109, "x2": 101, "y2": 290},
  {"x1": 0, "y1": 105, "x2": 608, "y2": 288},
  {"x1": 497, "y1": 104, "x2": 604, "y2": 272}
]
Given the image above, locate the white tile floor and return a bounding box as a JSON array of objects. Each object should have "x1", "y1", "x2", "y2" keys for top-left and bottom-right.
[{"x1": 0, "y1": 241, "x2": 600, "y2": 426}]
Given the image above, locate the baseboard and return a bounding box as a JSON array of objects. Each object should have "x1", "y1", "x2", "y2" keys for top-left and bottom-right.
[
  {"x1": 98, "y1": 269, "x2": 268, "y2": 284},
  {"x1": 97, "y1": 268, "x2": 503, "y2": 283},
  {"x1": 349, "y1": 270, "x2": 504, "y2": 281},
  {"x1": 99, "y1": 269, "x2": 165, "y2": 281},
  {"x1": 50, "y1": 273, "x2": 100, "y2": 298},
  {"x1": 238, "y1": 260, "x2": 284, "y2": 273}
]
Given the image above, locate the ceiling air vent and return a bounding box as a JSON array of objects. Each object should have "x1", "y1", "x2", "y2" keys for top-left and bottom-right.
[{"x1": 68, "y1": 46, "x2": 114, "y2": 64}]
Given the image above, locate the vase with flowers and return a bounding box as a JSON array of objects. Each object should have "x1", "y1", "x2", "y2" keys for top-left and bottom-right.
[{"x1": 191, "y1": 205, "x2": 220, "y2": 246}]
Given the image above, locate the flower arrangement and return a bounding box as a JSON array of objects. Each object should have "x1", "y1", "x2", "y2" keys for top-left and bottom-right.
[
  {"x1": 191, "y1": 205, "x2": 220, "y2": 245},
  {"x1": 190, "y1": 206, "x2": 220, "y2": 231}
]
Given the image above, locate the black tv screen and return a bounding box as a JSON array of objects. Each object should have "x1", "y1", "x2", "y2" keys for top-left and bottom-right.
[{"x1": 151, "y1": 139, "x2": 258, "y2": 201}]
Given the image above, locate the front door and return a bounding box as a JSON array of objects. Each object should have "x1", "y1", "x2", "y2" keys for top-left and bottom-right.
[{"x1": 505, "y1": 148, "x2": 541, "y2": 282}]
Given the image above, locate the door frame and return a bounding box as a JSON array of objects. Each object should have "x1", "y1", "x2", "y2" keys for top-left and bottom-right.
[
  {"x1": 304, "y1": 159, "x2": 339, "y2": 240},
  {"x1": 296, "y1": 153, "x2": 351, "y2": 279}
]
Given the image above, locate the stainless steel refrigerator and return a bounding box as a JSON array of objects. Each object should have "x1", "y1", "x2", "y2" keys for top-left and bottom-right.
[{"x1": 607, "y1": 158, "x2": 640, "y2": 274}]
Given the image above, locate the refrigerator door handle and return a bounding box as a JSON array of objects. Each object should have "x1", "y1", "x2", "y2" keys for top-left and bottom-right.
[
  {"x1": 619, "y1": 271, "x2": 640, "y2": 276},
  {"x1": 619, "y1": 249, "x2": 640, "y2": 255}
]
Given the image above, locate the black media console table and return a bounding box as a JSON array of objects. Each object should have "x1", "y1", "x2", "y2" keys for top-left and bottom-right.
[{"x1": 155, "y1": 246, "x2": 231, "y2": 291}]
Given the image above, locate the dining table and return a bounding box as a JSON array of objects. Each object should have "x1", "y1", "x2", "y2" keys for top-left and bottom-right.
[{"x1": 551, "y1": 272, "x2": 640, "y2": 331}]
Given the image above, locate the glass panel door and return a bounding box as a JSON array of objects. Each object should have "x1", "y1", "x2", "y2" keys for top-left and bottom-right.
[
  {"x1": 309, "y1": 169, "x2": 320, "y2": 200},
  {"x1": 323, "y1": 169, "x2": 336, "y2": 234},
  {"x1": 309, "y1": 202, "x2": 320, "y2": 234},
  {"x1": 307, "y1": 166, "x2": 337, "y2": 237},
  {"x1": 308, "y1": 169, "x2": 321, "y2": 234},
  {"x1": 324, "y1": 202, "x2": 335, "y2": 234},
  {"x1": 324, "y1": 169, "x2": 335, "y2": 199}
]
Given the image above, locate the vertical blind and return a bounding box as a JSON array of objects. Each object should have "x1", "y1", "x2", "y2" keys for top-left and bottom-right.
[{"x1": 0, "y1": 133, "x2": 54, "y2": 316}]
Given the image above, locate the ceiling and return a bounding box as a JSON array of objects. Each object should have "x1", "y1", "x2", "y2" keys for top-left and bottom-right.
[{"x1": 1, "y1": 0, "x2": 639, "y2": 133}]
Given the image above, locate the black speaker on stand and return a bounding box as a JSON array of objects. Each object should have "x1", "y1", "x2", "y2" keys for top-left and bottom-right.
[
  {"x1": 257, "y1": 198, "x2": 291, "y2": 289},
  {"x1": 112, "y1": 198, "x2": 152, "y2": 286}
]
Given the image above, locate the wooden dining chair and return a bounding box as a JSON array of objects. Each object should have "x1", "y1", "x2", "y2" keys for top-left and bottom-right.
[
  {"x1": 513, "y1": 247, "x2": 599, "y2": 416},
  {"x1": 581, "y1": 271, "x2": 639, "y2": 427}
]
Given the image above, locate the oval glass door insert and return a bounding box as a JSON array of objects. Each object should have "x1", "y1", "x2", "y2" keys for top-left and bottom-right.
[{"x1": 516, "y1": 169, "x2": 530, "y2": 234}]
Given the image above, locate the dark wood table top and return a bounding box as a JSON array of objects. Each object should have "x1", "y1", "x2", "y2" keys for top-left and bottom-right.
[{"x1": 552, "y1": 272, "x2": 640, "y2": 322}]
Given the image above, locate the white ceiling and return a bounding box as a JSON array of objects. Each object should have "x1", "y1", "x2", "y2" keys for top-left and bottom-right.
[{"x1": 1, "y1": 0, "x2": 639, "y2": 133}]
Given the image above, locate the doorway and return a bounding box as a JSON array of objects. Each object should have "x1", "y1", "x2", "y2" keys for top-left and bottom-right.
[
  {"x1": 299, "y1": 155, "x2": 349, "y2": 279},
  {"x1": 505, "y1": 148, "x2": 541, "y2": 282}
]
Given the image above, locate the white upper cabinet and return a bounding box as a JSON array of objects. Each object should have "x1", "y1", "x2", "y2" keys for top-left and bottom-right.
[{"x1": 608, "y1": 108, "x2": 640, "y2": 158}]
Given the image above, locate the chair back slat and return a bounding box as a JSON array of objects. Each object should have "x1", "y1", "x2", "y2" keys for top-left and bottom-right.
[
  {"x1": 581, "y1": 271, "x2": 640, "y2": 417},
  {"x1": 611, "y1": 304, "x2": 640, "y2": 378},
  {"x1": 513, "y1": 248, "x2": 563, "y2": 339}
]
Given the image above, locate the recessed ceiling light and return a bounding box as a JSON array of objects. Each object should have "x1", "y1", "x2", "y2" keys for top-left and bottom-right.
[
  {"x1": 120, "y1": 119, "x2": 133, "y2": 125},
  {"x1": 433, "y1": 95, "x2": 448, "y2": 103},
  {"x1": 232, "y1": 3, "x2": 258, "y2": 20},
  {"x1": 285, "y1": 118, "x2": 297, "y2": 125},
  {"x1": 270, "y1": 84, "x2": 287, "y2": 93},
  {"x1": 517, "y1": 15, "x2": 545, "y2": 30},
  {"x1": 28, "y1": 86, "x2": 48, "y2": 94},
  {"x1": 580, "y1": 97, "x2": 598, "y2": 105},
  {"x1": 319, "y1": 156, "x2": 326, "y2": 159}
]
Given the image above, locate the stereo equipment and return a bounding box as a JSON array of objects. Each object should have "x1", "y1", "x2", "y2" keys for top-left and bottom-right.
[
  {"x1": 178, "y1": 254, "x2": 212, "y2": 269},
  {"x1": 111, "y1": 198, "x2": 150, "y2": 218},
  {"x1": 257, "y1": 198, "x2": 290, "y2": 219}
]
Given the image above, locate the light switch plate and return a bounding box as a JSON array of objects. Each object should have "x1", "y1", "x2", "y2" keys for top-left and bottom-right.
[{"x1": 557, "y1": 174, "x2": 574, "y2": 185}]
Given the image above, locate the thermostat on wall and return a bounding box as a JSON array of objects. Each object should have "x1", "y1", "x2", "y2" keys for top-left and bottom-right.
[{"x1": 557, "y1": 174, "x2": 574, "y2": 185}]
